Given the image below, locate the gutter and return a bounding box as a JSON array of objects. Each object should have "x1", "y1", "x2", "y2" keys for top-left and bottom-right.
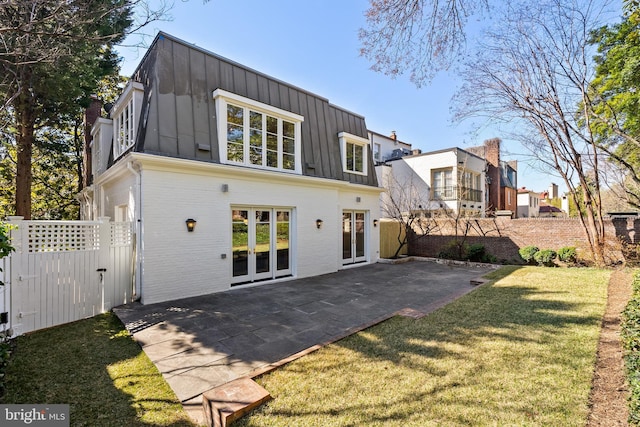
[{"x1": 127, "y1": 161, "x2": 143, "y2": 301}]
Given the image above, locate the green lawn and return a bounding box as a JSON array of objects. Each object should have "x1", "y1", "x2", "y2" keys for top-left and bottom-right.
[
  {"x1": 236, "y1": 266, "x2": 611, "y2": 427},
  {"x1": 0, "y1": 313, "x2": 196, "y2": 427},
  {"x1": 0, "y1": 266, "x2": 612, "y2": 427}
]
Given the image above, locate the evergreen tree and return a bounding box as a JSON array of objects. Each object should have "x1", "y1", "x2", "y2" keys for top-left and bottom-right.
[
  {"x1": 0, "y1": 0, "x2": 165, "y2": 219},
  {"x1": 590, "y1": 5, "x2": 640, "y2": 208}
]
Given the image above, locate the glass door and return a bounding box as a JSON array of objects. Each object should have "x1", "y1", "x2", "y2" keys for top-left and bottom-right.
[
  {"x1": 232, "y1": 207, "x2": 291, "y2": 285},
  {"x1": 342, "y1": 210, "x2": 367, "y2": 265},
  {"x1": 232, "y1": 210, "x2": 250, "y2": 282},
  {"x1": 253, "y1": 210, "x2": 272, "y2": 281}
]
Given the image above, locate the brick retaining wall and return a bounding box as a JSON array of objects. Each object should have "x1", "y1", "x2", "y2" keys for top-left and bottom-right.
[{"x1": 407, "y1": 217, "x2": 640, "y2": 263}]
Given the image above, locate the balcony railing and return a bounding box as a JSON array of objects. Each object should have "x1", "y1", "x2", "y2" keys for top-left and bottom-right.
[{"x1": 432, "y1": 186, "x2": 483, "y2": 202}]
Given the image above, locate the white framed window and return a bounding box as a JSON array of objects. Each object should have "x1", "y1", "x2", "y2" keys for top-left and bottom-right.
[
  {"x1": 338, "y1": 132, "x2": 369, "y2": 176},
  {"x1": 373, "y1": 143, "x2": 381, "y2": 162},
  {"x1": 432, "y1": 168, "x2": 454, "y2": 199},
  {"x1": 111, "y1": 81, "x2": 144, "y2": 159},
  {"x1": 213, "y1": 89, "x2": 304, "y2": 174}
]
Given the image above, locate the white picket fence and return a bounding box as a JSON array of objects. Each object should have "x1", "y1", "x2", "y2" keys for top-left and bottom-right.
[{"x1": 1, "y1": 217, "x2": 135, "y2": 336}]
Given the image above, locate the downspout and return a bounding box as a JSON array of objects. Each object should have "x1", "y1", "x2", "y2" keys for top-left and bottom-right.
[{"x1": 127, "y1": 161, "x2": 143, "y2": 301}]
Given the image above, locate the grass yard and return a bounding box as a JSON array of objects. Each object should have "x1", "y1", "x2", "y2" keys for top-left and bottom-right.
[
  {"x1": 236, "y1": 266, "x2": 611, "y2": 427},
  {"x1": 0, "y1": 313, "x2": 196, "y2": 427}
]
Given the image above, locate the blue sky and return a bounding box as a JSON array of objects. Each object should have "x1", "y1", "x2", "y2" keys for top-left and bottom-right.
[{"x1": 117, "y1": 0, "x2": 568, "y2": 193}]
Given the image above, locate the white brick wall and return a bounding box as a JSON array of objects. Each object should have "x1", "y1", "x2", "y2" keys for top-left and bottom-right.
[
  {"x1": 101, "y1": 173, "x2": 136, "y2": 220},
  {"x1": 103, "y1": 154, "x2": 381, "y2": 304}
]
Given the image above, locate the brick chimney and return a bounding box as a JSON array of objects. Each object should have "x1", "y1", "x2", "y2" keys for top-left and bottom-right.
[
  {"x1": 484, "y1": 138, "x2": 501, "y2": 213},
  {"x1": 390, "y1": 130, "x2": 397, "y2": 141},
  {"x1": 83, "y1": 95, "x2": 102, "y2": 189}
]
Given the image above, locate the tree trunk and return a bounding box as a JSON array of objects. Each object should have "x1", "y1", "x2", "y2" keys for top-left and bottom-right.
[
  {"x1": 14, "y1": 74, "x2": 35, "y2": 220},
  {"x1": 581, "y1": 186, "x2": 607, "y2": 265}
]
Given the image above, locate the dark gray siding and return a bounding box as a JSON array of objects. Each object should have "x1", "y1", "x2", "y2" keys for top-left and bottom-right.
[{"x1": 129, "y1": 32, "x2": 377, "y2": 187}]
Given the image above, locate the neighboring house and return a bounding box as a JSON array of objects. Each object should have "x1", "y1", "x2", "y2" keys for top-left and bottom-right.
[
  {"x1": 539, "y1": 204, "x2": 566, "y2": 217},
  {"x1": 375, "y1": 137, "x2": 516, "y2": 219},
  {"x1": 79, "y1": 32, "x2": 382, "y2": 305},
  {"x1": 376, "y1": 146, "x2": 486, "y2": 218},
  {"x1": 541, "y1": 185, "x2": 570, "y2": 217},
  {"x1": 517, "y1": 187, "x2": 540, "y2": 218},
  {"x1": 368, "y1": 130, "x2": 413, "y2": 164},
  {"x1": 467, "y1": 138, "x2": 518, "y2": 215}
]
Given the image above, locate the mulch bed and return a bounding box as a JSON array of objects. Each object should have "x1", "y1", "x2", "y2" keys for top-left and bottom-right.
[{"x1": 587, "y1": 268, "x2": 632, "y2": 426}]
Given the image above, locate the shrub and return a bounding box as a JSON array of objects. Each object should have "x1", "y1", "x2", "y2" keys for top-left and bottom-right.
[
  {"x1": 557, "y1": 246, "x2": 577, "y2": 263},
  {"x1": 533, "y1": 249, "x2": 557, "y2": 267},
  {"x1": 519, "y1": 245, "x2": 539, "y2": 265},
  {"x1": 622, "y1": 272, "x2": 640, "y2": 425},
  {"x1": 437, "y1": 240, "x2": 459, "y2": 259},
  {"x1": 483, "y1": 254, "x2": 498, "y2": 264},
  {"x1": 466, "y1": 243, "x2": 486, "y2": 262},
  {"x1": 437, "y1": 241, "x2": 496, "y2": 264}
]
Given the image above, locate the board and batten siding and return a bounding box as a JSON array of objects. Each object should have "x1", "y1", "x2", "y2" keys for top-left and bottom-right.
[
  {"x1": 128, "y1": 32, "x2": 377, "y2": 188},
  {"x1": 135, "y1": 155, "x2": 380, "y2": 305}
]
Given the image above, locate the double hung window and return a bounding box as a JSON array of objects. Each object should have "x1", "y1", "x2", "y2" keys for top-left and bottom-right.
[{"x1": 214, "y1": 89, "x2": 303, "y2": 173}]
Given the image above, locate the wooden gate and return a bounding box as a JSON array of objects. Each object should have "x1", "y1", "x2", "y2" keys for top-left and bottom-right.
[{"x1": 3, "y1": 217, "x2": 134, "y2": 336}]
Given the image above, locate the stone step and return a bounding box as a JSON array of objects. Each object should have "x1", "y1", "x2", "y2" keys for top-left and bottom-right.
[{"x1": 202, "y1": 377, "x2": 271, "y2": 427}]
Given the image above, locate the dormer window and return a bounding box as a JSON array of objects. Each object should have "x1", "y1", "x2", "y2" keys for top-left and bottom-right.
[
  {"x1": 112, "y1": 81, "x2": 144, "y2": 159},
  {"x1": 213, "y1": 89, "x2": 303, "y2": 174},
  {"x1": 339, "y1": 132, "x2": 369, "y2": 176}
]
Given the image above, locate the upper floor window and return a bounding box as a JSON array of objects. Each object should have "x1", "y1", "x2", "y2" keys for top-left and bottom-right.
[
  {"x1": 339, "y1": 132, "x2": 369, "y2": 176},
  {"x1": 373, "y1": 143, "x2": 381, "y2": 162},
  {"x1": 213, "y1": 89, "x2": 303, "y2": 174},
  {"x1": 432, "y1": 168, "x2": 454, "y2": 199},
  {"x1": 112, "y1": 81, "x2": 144, "y2": 159}
]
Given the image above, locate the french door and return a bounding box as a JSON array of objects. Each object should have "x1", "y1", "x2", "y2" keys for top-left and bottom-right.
[
  {"x1": 231, "y1": 207, "x2": 291, "y2": 285},
  {"x1": 342, "y1": 210, "x2": 366, "y2": 265}
]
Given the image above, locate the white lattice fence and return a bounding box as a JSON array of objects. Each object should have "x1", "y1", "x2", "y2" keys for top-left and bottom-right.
[{"x1": 5, "y1": 217, "x2": 134, "y2": 336}]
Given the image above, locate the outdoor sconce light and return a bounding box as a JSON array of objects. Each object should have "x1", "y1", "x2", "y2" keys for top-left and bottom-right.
[
  {"x1": 316, "y1": 219, "x2": 323, "y2": 229},
  {"x1": 373, "y1": 219, "x2": 379, "y2": 227},
  {"x1": 185, "y1": 218, "x2": 197, "y2": 232}
]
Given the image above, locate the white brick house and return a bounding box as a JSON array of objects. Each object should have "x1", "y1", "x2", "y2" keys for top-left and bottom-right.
[
  {"x1": 376, "y1": 147, "x2": 487, "y2": 218},
  {"x1": 80, "y1": 33, "x2": 381, "y2": 304}
]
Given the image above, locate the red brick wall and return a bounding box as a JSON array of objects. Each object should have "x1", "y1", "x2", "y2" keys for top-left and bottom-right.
[
  {"x1": 408, "y1": 217, "x2": 639, "y2": 263},
  {"x1": 502, "y1": 187, "x2": 517, "y2": 212},
  {"x1": 485, "y1": 139, "x2": 501, "y2": 212}
]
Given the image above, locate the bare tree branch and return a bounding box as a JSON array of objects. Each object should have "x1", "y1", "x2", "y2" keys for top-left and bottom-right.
[
  {"x1": 454, "y1": 0, "x2": 612, "y2": 264},
  {"x1": 359, "y1": 0, "x2": 489, "y2": 86}
]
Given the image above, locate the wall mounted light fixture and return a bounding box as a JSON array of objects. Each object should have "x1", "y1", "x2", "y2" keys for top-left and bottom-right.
[
  {"x1": 316, "y1": 219, "x2": 323, "y2": 229},
  {"x1": 373, "y1": 219, "x2": 379, "y2": 227},
  {"x1": 185, "y1": 218, "x2": 197, "y2": 232},
  {"x1": 356, "y1": 196, "x2": 362, "y2": 203},
  {"x1": 221, "y1": 184, "x2": 229, "y2": 193}
]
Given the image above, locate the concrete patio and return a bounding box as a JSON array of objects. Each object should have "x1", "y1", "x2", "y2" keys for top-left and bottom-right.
[{"x1": 114, "y1": 259, "x2": 494, "y2": 424}]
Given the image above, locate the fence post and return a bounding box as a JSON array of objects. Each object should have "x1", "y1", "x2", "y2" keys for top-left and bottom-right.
[
  {"x1": 97, "y1": 217, "x2": 111, "y2": 313},
  {"x1": 5, "y1": 216, "x2": 24, "y2": 337}
]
